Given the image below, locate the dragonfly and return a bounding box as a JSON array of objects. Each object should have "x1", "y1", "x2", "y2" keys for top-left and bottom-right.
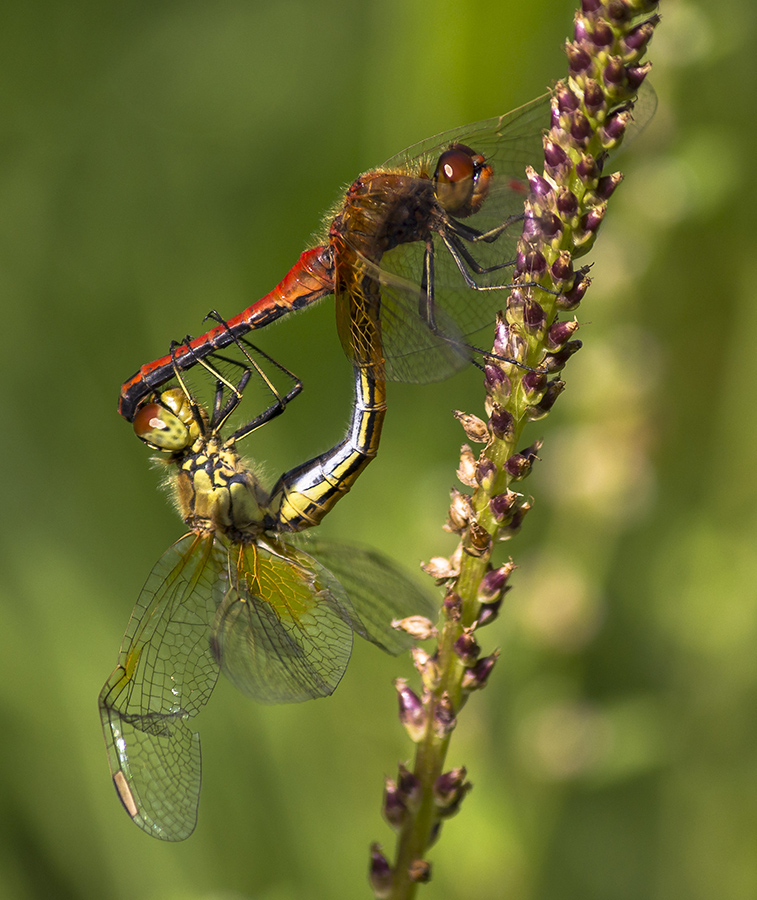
[
  {"x1": 99, "y1": 338, "x2": 433, "y2": 841},
  {"x1": 118, "y1": 92, "x2": 558, "y2": 421},
  {"x1": 119, "y1": 85, "x2": 656, "y2": 422}
]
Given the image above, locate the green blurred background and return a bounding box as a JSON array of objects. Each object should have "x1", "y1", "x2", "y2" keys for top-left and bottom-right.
[{"x1": 1, "y1": 0, "x2": 754, "y2": 897}]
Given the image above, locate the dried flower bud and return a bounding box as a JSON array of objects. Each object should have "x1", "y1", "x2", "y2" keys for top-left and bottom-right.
[
  {"x1": 453, "y1": 410, "x2": 489, "y2": 443},
  {"x1": 466, "y1": 521, "x2": 492, "y2": 556},
  {"x1": 442, "y1": 591, "x2": 463, "y2": 622},
  {"x1": 408, "y1": 859, "x2": 432, "y2": 884},
  {"x1": 456, "y1": 444, "x2": 478, "y2": 488},
  {"x1": 395, "y1": 679, "x2": 426, "y2": 743},
  {"x1": 393, "y1": 616, "x2": 438, "y2": 640},
  {"x1": 422, "y1": 555, "x2": 459, "y2": 580},
  {"x1": 433, "y1": 692, "x2": 457, "y2": 738},
  {"x1": 369, "y1": 844, "x2": 393, "y2": 899},
  {"x1": 446, "y1": 487, "x2": 474, "y2": 533},
  {"x1": 412, "y1": 647, "x2": 440, "y2": 690}
]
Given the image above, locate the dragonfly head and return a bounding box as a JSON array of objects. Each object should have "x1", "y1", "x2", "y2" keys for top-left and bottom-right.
[
  {"x1": 133, "y1": 388, "x2": 204, "y2": 452},
  {"x1": 433, "y1": 143, "x2": 493, "y2": 219}
]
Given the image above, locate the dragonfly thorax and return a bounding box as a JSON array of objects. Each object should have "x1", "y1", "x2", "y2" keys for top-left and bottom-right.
[{"x1": 174, "y1": 438, "x2": 267, "y2": 538}]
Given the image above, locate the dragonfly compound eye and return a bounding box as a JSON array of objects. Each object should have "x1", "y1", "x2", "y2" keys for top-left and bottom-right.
[
  {"x1": 133, "y1": 402, "x2": 191, "y2": 451},
  {"x1": 433, "y1": 143, "x2": 492, "y2": 218}
]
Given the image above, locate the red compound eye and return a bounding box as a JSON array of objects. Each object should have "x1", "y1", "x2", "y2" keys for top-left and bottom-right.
[
  {"x1": 133, "y1": 402, "x2": 190, "y2": 451},
  {"x1": 433, "y1": 143, "x2": 492, "y2": 218}
]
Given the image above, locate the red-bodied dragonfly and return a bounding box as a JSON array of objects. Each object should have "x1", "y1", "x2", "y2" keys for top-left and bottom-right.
[
  {"x1": 99, "y1": 338, "x2": 431, "y2": 840},
  {"x1": 118, "y1": 92, "x2": 557, "y2": 421}
]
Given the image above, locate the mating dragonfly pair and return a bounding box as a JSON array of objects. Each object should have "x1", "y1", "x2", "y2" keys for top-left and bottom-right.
[{"x1": 100, "y1": 88, "x2": 651, "y2": 841}]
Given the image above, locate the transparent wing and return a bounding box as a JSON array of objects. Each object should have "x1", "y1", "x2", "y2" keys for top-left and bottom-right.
[
  {"x1": 98, "y1": 533, "x2": 225, "y2": 842},
  {"x1": 348, "y1": 85, "x2": 656, "y2": 383},
  {"x1": 210, "y1": 537, "x2": 355, "y2": 704},
  {"x1": 288, "y1": 536, "x2": 437, "y2": 654}
]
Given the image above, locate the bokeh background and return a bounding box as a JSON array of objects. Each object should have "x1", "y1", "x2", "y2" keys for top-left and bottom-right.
[{"x1": 1, "y1": 0, "x2": 754, "y2": 897}]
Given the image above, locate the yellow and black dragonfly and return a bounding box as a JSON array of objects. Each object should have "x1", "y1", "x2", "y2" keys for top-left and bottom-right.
[{"x1": 99, "y1": 339, "x2": 433, "y2": 841}]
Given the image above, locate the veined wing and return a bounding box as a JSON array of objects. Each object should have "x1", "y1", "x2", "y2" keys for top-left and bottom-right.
[
  {"x1": 210, "y1": 536, "x2": 355, "y2": 704},
  {"x1": 288, "y1": 536, "x2": 437, "y2": 655},
  {"x1": 98, "y1": 533, "x2": 225, "y2": 842}
]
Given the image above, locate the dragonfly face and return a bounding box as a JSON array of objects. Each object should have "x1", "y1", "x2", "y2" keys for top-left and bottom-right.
[{"x1": 101, "y1": 350, "x2": 434, "y2": 840}]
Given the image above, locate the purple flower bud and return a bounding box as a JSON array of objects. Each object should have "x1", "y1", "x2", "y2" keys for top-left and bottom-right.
[
  {"x1": 443, "y1": 591, "x2": 463, "y2": 622},
  {"x1": 478, "y1": 562, "x2": 515, "y2": 602},
  {"x1": 453, "y1": 630, "x2": 481, "y2": 666},
  {"x1": 477, "y1": 597, "x2": 503, "y2": 627},
  {"x1": 627, "y1": 62, "x2": 651, "y2": 89},
  {"x1": 581, "y1": 0, "x2": 601, "y2": 12},
  {"x1": 576, "y1": 154, "x2": 600, "y2": 182},
  {"x1": 591, "y1": 20, "x2": 614, "y2": 47},
  {"x1": 527, "y1": 378, "x2": 565, "y2": 419},
  {"x1": 522, "y1": 368, "x2": 548, "y2": 401},
  {"x1": 462, "y1": 651, "x2": 500, "y2": 691},
  {"x1": 383, "y1": 778, "x2": 408, "y2": 829},
  {"x1": 603, "y1": 55, "x2": 626, "y2": 86},
  {"x1": 476, "y1": 458, "x2": 498, "y2": 490},
  {"x1": 581, "y1": 204, "x2": 606, "y2": 235},
  {"x1": 544, "y1": 139, "x2": 569, "y2": 170},
  {"x1": 484, "y1": 364, "x2": 512, "y2": 403},
  {"x1": 623, "y1": 20, "x2": 655, "y2": 55},
  {"x1": 523, "y1": 297, "x2": 547, "y2": 335},
  {"x1": 527, "y1": 168, "x2": 553, "y2": 198},
  {"x1": 607, "y1": 0, "x2": 631, "y2": 25},
  {"x1": 434, "y1": 767, "x2": 471, "y2": 817},
  {"x1": 539, "y1": 212, "x2": 562, "y2": 238},
  {"x1": 433, "y1": 692, "x2": 457, "y2": 738},
  {"x1": 550, "y1": 251, "x2": 574, "y2": 286},
  {"x1": 504, "y1": 441, "x2": 541, "y2": 480},
  {"x1": 601, "y1": 110, "x2": 630, "y2": 145},
  {"x1": 570, "y1": 112, "x2": 594, "y2": 145},
  {"x1": 398, "y1": 763, "x2": 421, "y2": 807},
  {"x1": 489, "y1": 489, "x2": 518, "y2": 523},
  {"x1": 566, "y1": 41, "x2": 592, "y2": 74},
  {"x1": 596, "y1": 171, "x2": 623, "y2": 200},
  {"x1": 395, "y1": 679, "x2": 426, "y2": 743},
  {"x1": 521, "y1": 209, "x2": 541, "y2": 239},
  {"x1": 489, "y1": 406, "x2": 515, "y2": 441},
  {"x1": 546, "y1": 317, "x2": 580, "y2": 350},
  {"x1": 543, "y1": 340, "x2": 583, "y2": 372},
  {"x1": 556, "y1": 84, "x2": 580, "y2": 113},
  {"x1": 584, "y1": 79, "x2": 605, "y2": 113},
  {"x1": 369, "y1": 844, "x2": 393, "y2": 898},
  {"x1": 556, "y1": 188, "x2": 579, "y2": 218},
  {"x1": 573, "y1": 16, "x2": 588, "y2": 43}
]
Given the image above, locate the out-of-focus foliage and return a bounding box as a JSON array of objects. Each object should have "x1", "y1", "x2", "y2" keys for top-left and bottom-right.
[{"x1": 0, "y1": 0, "x2": 754, "y2": 897}]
